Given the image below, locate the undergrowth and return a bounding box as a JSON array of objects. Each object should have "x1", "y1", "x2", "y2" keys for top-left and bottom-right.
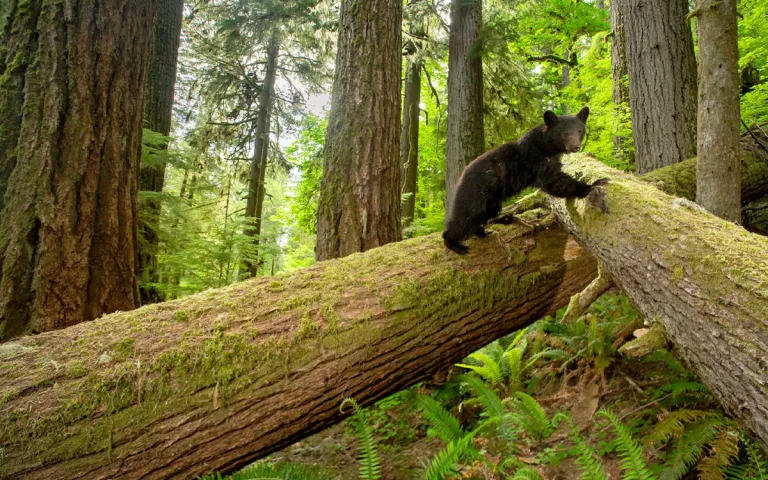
[{"x1": 201, "y1": 293, "x2": 767, "y2": 480}]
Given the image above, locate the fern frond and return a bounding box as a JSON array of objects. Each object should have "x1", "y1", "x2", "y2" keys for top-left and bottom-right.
[
  {"x1": 661, "y1": 415, "x2": 723, "y2": 480},
  {"x1": 510, "y1": 466, "x2": 544, "y2": 479},
  {"x1": 423, "y1": 429, "x2": 479, "y2": 480},
  {"x1": 414, "y1": 394, "x2": 466, "y2": 443},
  {"x1": 698, "y1": 427, "x2": 741, "y2": 480},
  {"x1": 512, "y1": 392, "x2": 554, "y2": 440},
  {"x1": 725, "y1": 436, "x2": 768, "y2": 480},
  {"x1": 504, "y1": 346, "x2": 524, "y2": 390},
  {"x1": 340, "y1": 398, "x2": 381, "y2": 480},
  {"x1": 456, "y1": 351, "x2": 503, "y2": 385},
  {"x1": 596, "y1": 409, "x2": 656, "y2": 480},
  {"x1": 462, "y1": 375, "x2": 506, "y2": 419},
  {"x1": 645, "y1": 409, "x2": 714, "y2": 446},
  {"x1": 210, "y1": 462, "x2": 335, "y2": 480},
  {"x1": 567, "y1": 419, "x2": 608, "y2": 480}
]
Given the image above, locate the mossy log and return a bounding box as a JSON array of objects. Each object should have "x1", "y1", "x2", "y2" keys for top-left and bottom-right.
[
  {"x1": 0, "y1": 216, "x2": 596, "y2": 479},
  {"x1": 551, "y1": 153, "x2": 768, "y2": 450}
]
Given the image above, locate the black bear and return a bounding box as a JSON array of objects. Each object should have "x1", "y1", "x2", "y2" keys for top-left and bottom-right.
[{"x1": 443, "y1": 106, "x2": 607, "y2": 254}]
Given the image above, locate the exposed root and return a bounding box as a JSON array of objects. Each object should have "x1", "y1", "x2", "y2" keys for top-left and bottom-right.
[{"x1": 560, "y1": 262, "x2": 614, "y2": 323}]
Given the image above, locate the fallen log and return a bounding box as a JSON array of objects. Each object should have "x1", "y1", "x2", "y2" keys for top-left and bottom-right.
[
  {"x1": 551, "y1": 153, "x2": 768, "y2": 450},
  {"x1": 0, "y1": 216, "x2": 596, "y2": 479}
]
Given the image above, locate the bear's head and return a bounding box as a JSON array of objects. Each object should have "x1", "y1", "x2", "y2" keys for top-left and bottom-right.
[{"x1": 542, "y1": 106, "x2": 589, "y2": 154}]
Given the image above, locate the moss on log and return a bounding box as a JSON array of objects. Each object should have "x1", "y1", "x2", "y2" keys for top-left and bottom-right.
[
  {"x1": 551, "y1": 153, "x2": 768, "y2": 451},
  {"x1": 640, "y1": 137, "x2": 768, "y2": 204},
  {"x1": 0, "y1": 216, "x2": 596, "y2": 479}
]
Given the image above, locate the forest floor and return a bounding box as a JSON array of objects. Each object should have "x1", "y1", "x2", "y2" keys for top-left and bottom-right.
[{"x1": 210, "y1": 292, "x2": 767, "y2": 480}]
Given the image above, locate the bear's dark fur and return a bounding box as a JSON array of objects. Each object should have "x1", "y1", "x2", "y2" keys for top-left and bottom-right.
[{"x1": 443, "y1": 106, "x2": 607, "y2": 254}]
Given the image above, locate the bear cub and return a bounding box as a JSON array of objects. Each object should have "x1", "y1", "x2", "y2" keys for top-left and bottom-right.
[{"x1": 443, "y1": 106, "x2": 607, "y2": 254}]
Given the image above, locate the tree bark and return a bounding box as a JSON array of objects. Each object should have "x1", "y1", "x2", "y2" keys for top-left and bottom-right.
[
  {"x1": 138, "y1": 0, "x2": 184, "y2": 305},
  {"x1": 551, "y1": 153, "x2": 768, "y2": 450},
  {"x1": 694, "y1": 0, "x2": 741, "y2": 222},
  {"x1": 316, "y1": 0, "x2": 403, "y2": 260},
  {"x1": 610, "y1": 0, "x2": 632, "y2": 163},
  {"x1": 400, "y1": 52, "x2": 421, "y2": 229},
  {"x1": 620, "y1": 0, "x2": 698, "y2": 174},
  {"x1": 0, "y1": 217, "x2": 597, "y2": 479},
  {"x1": 444, "y1": 0, "x2": 484, "y2": 213},
  {"x1": 0, "y1": 0, "x2": 158, "y2": 341},
  {"x1": 244, "y1": 31, "x2": 279, "y2": 276}
]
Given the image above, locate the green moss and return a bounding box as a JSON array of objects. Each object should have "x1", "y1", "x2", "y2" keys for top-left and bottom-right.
[
  {"x1": 65, "y1": 359, "x2": 86, "y2": 378},
  {"x1": 110, "y1": 338, "x2": 134, "y2": 360},
  {"x1": 172, "y1": 310, "x2": 188, "y2": 322},
  {"x1": 673, "y1": 265, "x2": 684, "y2": 282}
]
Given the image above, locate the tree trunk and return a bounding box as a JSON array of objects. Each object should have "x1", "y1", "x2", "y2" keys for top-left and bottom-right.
[
  {"x1": 244, "y1": 31, "x2": 279, "y2": 275},
  {"x1": 551, "y1": 153, "x2": 768, "y2": 450},
  {"x1": 561, "y1": 49, "x2": 571, "y2": 115},
  {"x1": 316, "y1": 0, "x2": 403, "y2": 260},
  {"x1": 694, "y1": 0, "x2": 741, "y2": 222},
  {"x1": 0, "y1": 217, "x2": 597, "y2": 479},
  {"x1": 621, "y1": 0, "x2": 698, "y2": 174},
  {"x1": 444, "y1": 0, "x2": 484, "y2": 213},
  {"x1": 610, "y1": 0, "x2": 632, "y2": 163},
  {"x1": 0, "y1": 0, "x2": 37, "y2": 214},
  {"x1": 400, "y1": 51, "x2": 421, "y2": 229},
  {"x1": 138, "y1": 0, "x2": 184, "y2": 305},
  {"x1": 743, "y1": 195, "x2": 768, "y2": 235},
  {"x1": 0, "y1": 0, "x2": 158, "y2": 341}
]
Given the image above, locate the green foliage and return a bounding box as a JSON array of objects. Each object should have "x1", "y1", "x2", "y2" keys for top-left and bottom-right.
[
  {"x1": 567, "y1": 418, "x2": 609, "y2": 480},
  {"x1": 596, "y1": 409, "x2": 657, "y2": 480},
  {"x1": 199, "y1": 462, "x2": 335, "y2": 480},
  {"x1": 412, "y1": 393, "x2": 466, "y2": 443},
  {"x1": 507, "y1": 392, "x2": 556, "y2": 441},
  {"x1": 423, "y1": 427, "x2": 481, "y2": 480},
  {"x1": 340, "y1": 398, "x2": 381, "y2": 480},
  {"x1": 509, "y1": 466, "x2": 545, "y2": 480}
]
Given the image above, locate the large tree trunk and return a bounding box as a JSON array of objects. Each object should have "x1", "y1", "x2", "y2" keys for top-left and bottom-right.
[
  {"x1": 551, "y1": 153, "x2": 768, "y2": 450},
  {"x1": 138, "y1": 0, "x2": 184, "y2": 305},
  {"x1": 316, "y1": 0, "x2": 403, "y2": 260},
  {"x1": 610, "y1": 0, "x2": 632, "y2": 163},
  {"x1": 0, "y1": 217, "x2": 597, "y2": 479},
  {"x1": 244, "y1": 31, "x2": 279, "y2": 276},
  {"x1": 0, "y1": 0, "x2": 158, "y2": 341},
  {"x1": 621, "y1": 0, "x2": 698, "y2": 174},
  {"x1": 400, "y1": 49, "x2": 422, "y2": 229},
  {"x1": 694, "y1": 0, "x2": 741, "y2": 222},
  {"x1": 444, "y1": 0, "x2": 484, "y2": 213}
]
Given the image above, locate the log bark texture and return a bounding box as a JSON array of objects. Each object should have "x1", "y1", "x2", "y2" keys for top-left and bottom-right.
[
  {"x1": 0, "y1": 0, "x2": 158, "y2": 340},
  {"x1": 551, "y1": 153, "x2": 768, "y2": 450},
  {"x1": 315, "y1": 0, "x2": 403, "y2": 260},
  {"x1": 0, "y1": 217, "x2": 596, "y2": 479}
]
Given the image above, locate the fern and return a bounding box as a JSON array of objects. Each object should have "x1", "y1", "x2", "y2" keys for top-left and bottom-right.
[
  {"x1": 509, "y1": 392, "x2": 554, "y2": 440},
  {"x1": 461, "y1": 374, "x2": 506, "y2": 419},
  {"x1": 456, "y1": 351, "x2": 504, "y2": 385},
  {"x1": 566, "y1": 417, "x2": 608, "y2": 480},
  {"x1": 725, "y1": 437, "x2": 768, "y2": 480},
  {"x1": 340, "y1": 398, "x2": 381, "y2": 480},
  {"x1": 661, "y1": 415, "x2": 723, "y2": 480},
  {"x1": 413, "y1": 394, "x2": 466, "y2": 443},
  {"x1": 645, "y1": 409, "x2": 714, "y2": 446},
  {"x1": 698, "y1": 427, "x2": 741, "y2": 480},
  {"x1": 596, "y1": 409, "x2": 657, "y2": 480},
  {"x1": 423, "y1": 427, "x2": 481, "y2": 480},
  {"x1": 199, "y1": 462, "x2": 335, "y2": 480},
  {"x1": 510, "y1": 466, "x2": 545, "y2": 479}
]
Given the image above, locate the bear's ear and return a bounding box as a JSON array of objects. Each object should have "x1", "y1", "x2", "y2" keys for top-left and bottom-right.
[
  {"x1": 577, "y1": 106, "x2": 590, "y2": 123},
  {"x1": 544, "y1": 111, "x2": 559, "y2": 127}
]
